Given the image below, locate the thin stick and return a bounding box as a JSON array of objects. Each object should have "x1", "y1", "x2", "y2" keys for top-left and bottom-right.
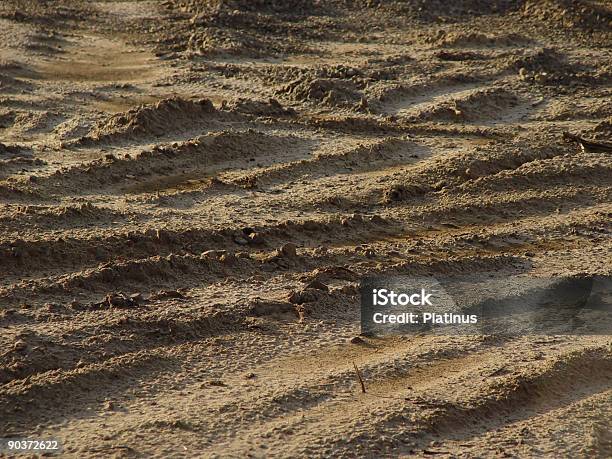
[{"x1": 353, "y1": 362, "x2": 366, "y2": 393}]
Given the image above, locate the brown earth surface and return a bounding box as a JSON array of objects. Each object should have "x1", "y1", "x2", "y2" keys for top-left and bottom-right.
[{"x1": 0, "y1": 0, "x2": 611, "y2": 457}]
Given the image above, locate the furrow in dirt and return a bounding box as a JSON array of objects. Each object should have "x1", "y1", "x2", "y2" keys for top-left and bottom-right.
[
  {"x1": 229, "y1": 136, "x2": 423, "y2": 188},
  {"x1": 18, "y1": 130, "x2": 314, "y2": 196},
  {"x1": 381, "y1": 137, "x2": 577, "y2": 203},
  {"x1": 0, "y1": 213, "x2": 399, "y2": 280},
  {"x1": 0, "y1": 350, "x2": 177, "y2": 427},
  {"x1": 422, "y1": 346, "x2": 612, "y2": 439}
]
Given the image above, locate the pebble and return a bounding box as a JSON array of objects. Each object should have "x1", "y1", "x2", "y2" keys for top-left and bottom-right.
[{"x1": 278, "y1": 242, "x2": 297, "y2": 257}]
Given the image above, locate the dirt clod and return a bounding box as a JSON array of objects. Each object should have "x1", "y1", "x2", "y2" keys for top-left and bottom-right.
[{"x1": 278, "y1": 243, "x2": 298, "y2": 258}]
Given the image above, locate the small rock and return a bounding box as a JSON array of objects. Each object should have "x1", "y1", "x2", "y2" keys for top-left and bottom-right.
[
  {"x1": 244, "y1": 372, "x2": 256, "y2": 379},
  {"x1": 13, "y1": 340, "x2": 27, "y2": 351},
  {"x1": 278, "y1": 242, "x2": 297, "y2": 258},
  {"x1": 129, "y1": 293, "x2": 144, "y2": 304},
  {"x1": 350, "y1": 336, "x2": 365, "y2": 344}
]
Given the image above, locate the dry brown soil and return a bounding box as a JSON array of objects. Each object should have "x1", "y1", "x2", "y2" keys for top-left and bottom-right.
[{"x1": 0, "y1": 1, "x2": 611, "y2": 457}]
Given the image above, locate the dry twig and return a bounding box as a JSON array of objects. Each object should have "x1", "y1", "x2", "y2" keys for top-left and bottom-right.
[{"x1": 353, "y1": 362, "x2": 366, "y2": 393}]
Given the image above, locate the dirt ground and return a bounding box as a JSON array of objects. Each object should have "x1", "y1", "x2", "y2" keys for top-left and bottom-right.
[{"x1": 0, "y1": 0, "x2": 611, "y2": 457}]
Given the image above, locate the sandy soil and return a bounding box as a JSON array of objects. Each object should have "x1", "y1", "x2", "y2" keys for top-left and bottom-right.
[{"x1": 0, "y1": 0, "x2": 611, "y2": 457}]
